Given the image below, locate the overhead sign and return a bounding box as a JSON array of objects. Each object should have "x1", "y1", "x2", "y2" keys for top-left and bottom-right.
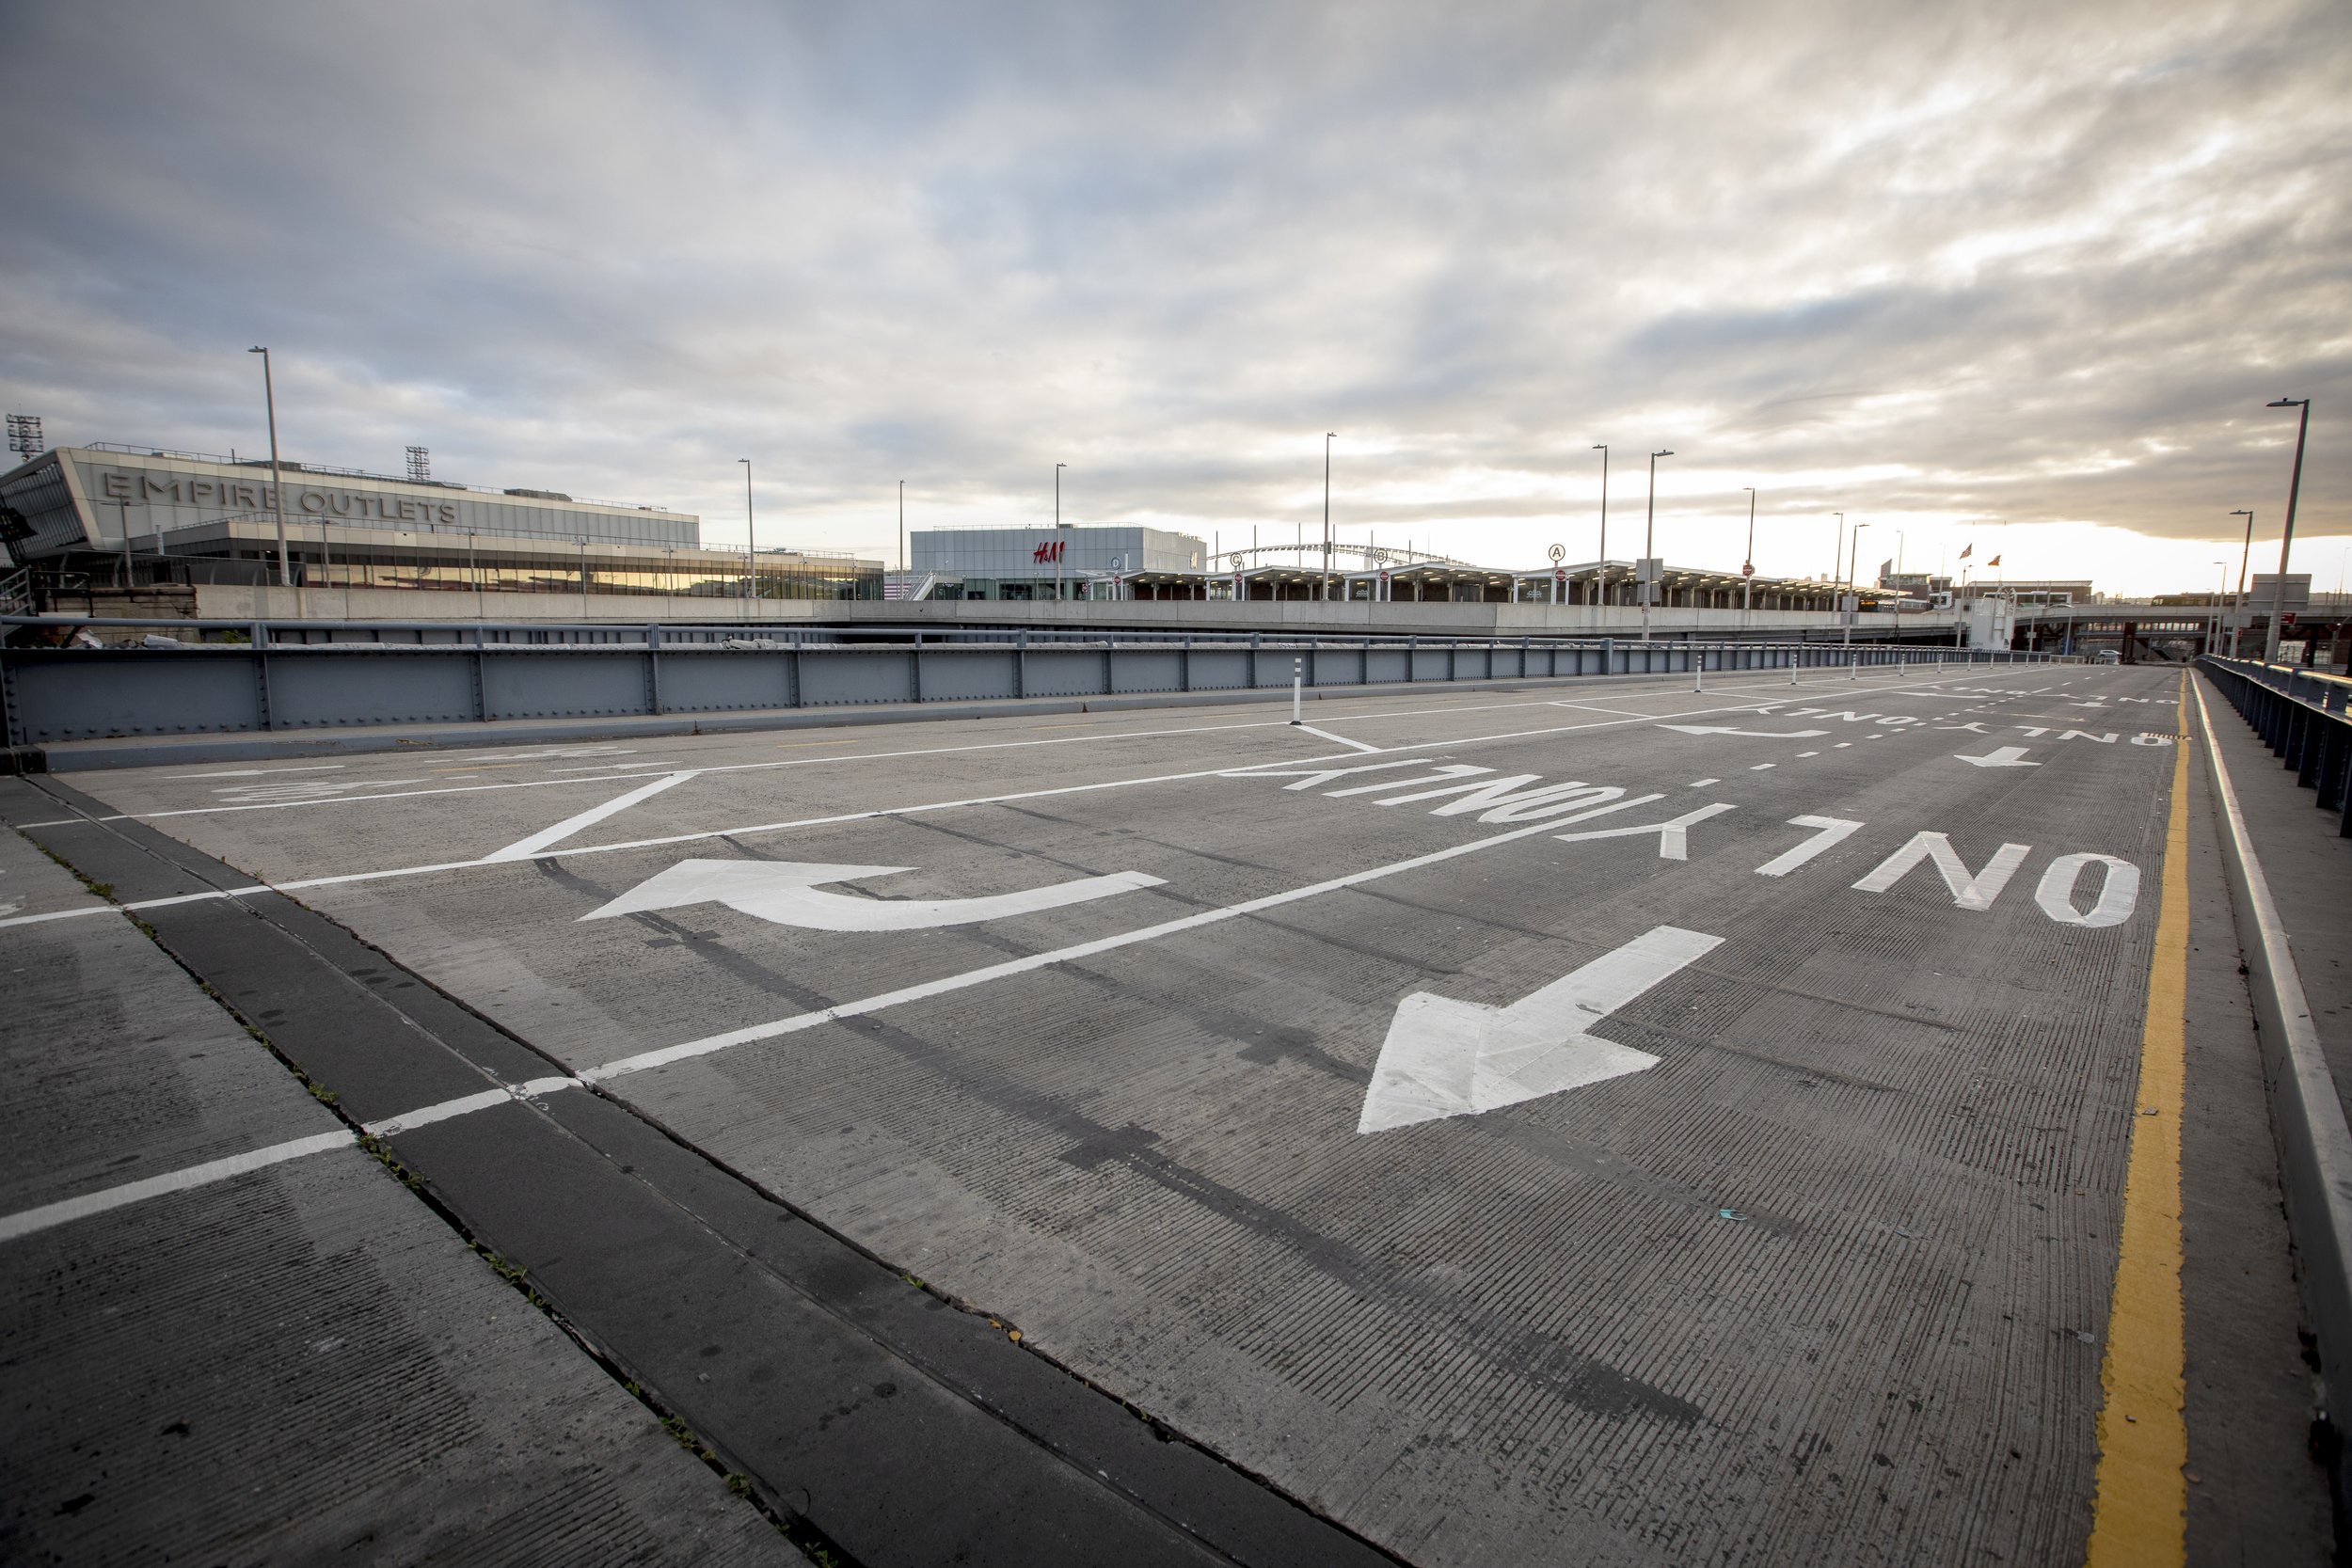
[
  {"x1": 1358, "y1": 926, "x2": 1722, "y2": 1133},
  {"x1": 580, "y1": 859, "x2": 1164, "y2": 932}
]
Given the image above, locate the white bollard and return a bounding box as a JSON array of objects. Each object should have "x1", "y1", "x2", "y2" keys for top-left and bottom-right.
[
  {"x1": 1849, "y1": 656, "x2": 1858, "y2": 681},
  {"x1": 1291, "y1": 657, "x2": 1303, "y2": 724},
  {"x1": 1789, "y1": 651, "x2": 1799, "y2": 686}
]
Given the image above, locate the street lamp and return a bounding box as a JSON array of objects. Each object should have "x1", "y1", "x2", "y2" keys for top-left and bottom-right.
[
  {"x1": 2264, "y1": 397, "x2": 2312, "y2": 664},
  {"x1": 1055, "y1": 462, "x2": 1067, "y2": 601},
  {"x1": 1831, "y1": 512, "x2": 1844, "y2": 618},
  {"x1": 1843, "y1": 523, "x2": 1869, "y2": 648},
  {"x1": 1641, "y1": 449, "x2": 1672, "y2": 641},
  {"x1": 2212, "y1": 560, "x2": 2230, "y2": 657},
  {"x1": 1592, "y1": 445, "x2": 1610, "y2": 605},
  {"x1": 2229, "y1": 509, "x2": 2255, "y2": 657},
  {"x1": 1740, "y1": 485, "x2": 1756, "y2": 627},
  {"x1": 739, "y1": 458, "x2": 755, "y2": 604},
  {"x1": 1323, "y1": 433, "x2": 1337, "y2": 602},
  {"x1": 246, "y1": 347, "x2": 291, "y2": 593}
]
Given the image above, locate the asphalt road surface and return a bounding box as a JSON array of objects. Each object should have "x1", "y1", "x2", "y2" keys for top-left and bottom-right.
[{"x1": 4, "y1": 665, "x2": 2314, "y2": 1564}]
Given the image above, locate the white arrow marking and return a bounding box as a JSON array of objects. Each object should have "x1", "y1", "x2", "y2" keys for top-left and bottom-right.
[
  {"x1": 1956, "y1": 745, "x2": 2040, "y2": 768},
  {"x1": 1358, "y1": 926, "x2": 1723, "y2": 1133},
  {"x1": 1658, "y1": 724, "x2": 1831, "y2": 738},
  {"x1": 580, "y1": 859, "x2": 1166, "y2": 932}
]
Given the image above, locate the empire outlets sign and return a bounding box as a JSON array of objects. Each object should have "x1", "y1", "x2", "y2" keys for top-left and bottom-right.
[{"x1": 96, "y1": 467, "x2": 461, "y2": 528}]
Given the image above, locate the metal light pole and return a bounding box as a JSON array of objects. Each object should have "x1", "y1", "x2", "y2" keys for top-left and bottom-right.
[
  {"x1": 1055, "y1": 462, "x2": 1066, "y2": 602},
  {"x1": 739, "y1": 458, "x2": 755, "y2": 604},
  {"x1": 1843, "y1": 523, "x2": 1869, "y2": 648},
  {"x1": 1740, "y1": 485, "x2": 1756, "y2": 627},
  {"x1": 2229, "y1": 509, "x2": 2255, "y2": 657},
  {"x1": 247, "y1": 347, "x2": 291, "y2": 593},
  {"x1": 898, "y1": 480, "x2": 905, "y2": 576},
  {"x1": 1592, "y1": 444, "x2": 1609, "y2": 605},
  {"x1": 1830, "y1": 512, "x2": 1845, "y2": 626},
  {"x1": 1641, "y1": 449, "x2": 1672, "y2": 641},
  {"x1": 2212, "y1": 560, "x2": 2229, "y2": 657},
  {"x1": 2264, "y1": 397, "x2": 2311, "y2": 664},
  {"x1": 1323, "y1": 433, "x2": 1337, "y2": 602}
]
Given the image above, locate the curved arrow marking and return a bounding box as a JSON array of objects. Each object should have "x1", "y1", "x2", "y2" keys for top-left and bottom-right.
[
  {"x1": 1359, "y1": 926, "x2": 1723, "y2": 1133},
  {"x1": 580, "y1": 859, "x2": 1166, "y2": 932},
  {"x1": 1659, "y1": 724, "x2": 1830, "y2": 738}
]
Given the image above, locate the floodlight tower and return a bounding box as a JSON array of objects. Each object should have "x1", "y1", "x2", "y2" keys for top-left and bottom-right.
[{"x1": 6, "y1": 414, "x2": 41, "y2": 466}]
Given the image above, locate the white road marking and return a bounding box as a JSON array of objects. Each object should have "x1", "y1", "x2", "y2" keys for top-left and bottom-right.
[
  {"x1": 2, "y1": 680, "x2": 1982, "y2": 938},
  {"x1": 2033, "y1": 853, "x2": 2141, "y2": 927},
  {"x1": 1659, "y1": 724, "x2": 1830, "y2": 738},
  {"x1": 1853, "y1": 832, "x2": 2031, "y2": 911},
  {"x1": 167, "y1": 764, "x2": 346, "y2": 779},
  {"x1": 1357, "y1": 926, "x2": 1724, "y2": 1133},
  {"x1": 1294, "y1": 723, "x2": 1381, "y2": 753},
  {"x1": 1552, "y1": 801, "x2": 1734, "y2": 861},
  {"x1": 1688, "y1": 777, "x2": 1720, "y2": 786},
  {"x1": 575, "y1": 795, "x2": 1692, "y2": 1085},
  {"x1": 1957, "y1": 745, "x2": 2039, "y2": 768},
  {"x1": 1749, "y1": 763, "x2": 1776, "y2": 770},
  {"x1": 0, "y1": 1131, "x2": 356, "y2": 1243},
  {"x1": 580, "y1": 860, "x2": 1167, "y2": 932},
  {"x1": 483, "y1": 770, "x2": 699, "y2": 862},
  {"x1": 1753, "y1": 816, "x2": 1865, "y2": 877},
  {"x1": 362, "y1": 1088, "x2": 515, "y2": 1136}
]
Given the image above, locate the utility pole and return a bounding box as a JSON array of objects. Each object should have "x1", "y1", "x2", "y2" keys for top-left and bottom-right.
[
  {"x1": 2265, "y1": 397, "x2": 2312, "y2": 663},
  {"x1": 247, "y1": 347, "x2": 291, "y2": 594}
]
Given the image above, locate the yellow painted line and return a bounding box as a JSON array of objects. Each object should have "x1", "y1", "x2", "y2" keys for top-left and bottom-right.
[{"x1": 2084, "y1": 671, "x2": 2190, "y2": 1567}]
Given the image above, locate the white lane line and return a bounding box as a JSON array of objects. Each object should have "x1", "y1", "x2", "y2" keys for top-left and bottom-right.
[
  {"x1": 361, "y1": 1087, "x2": 517, "y2": 1135},
  {"x1": 1294, "y1": 723, "x2": 1381, "y2": 753},
  {"x1": 482, "y1": 770, "x2": 699, "y2": 863},
  {"x1": 0, "y1": 791, "x2": 1723, "y2": 1243},
  {"x1": 35, "y1": 672, "x2": 1980, "y2": 829},
  {"x1": 167, "y1": 764, "x2": 346, "y2": 779},
  {"x1": 576, "y1": 795, "x2": 1685, "y2": 1084},
  {"x1": 1, "y1": 681, "x2": 1971, "y2": 936},
  {"x1": 0, "y1": 1130, "x2": 357, "y2": 1243}
]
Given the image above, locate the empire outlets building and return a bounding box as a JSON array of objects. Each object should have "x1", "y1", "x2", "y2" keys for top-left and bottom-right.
[{"x1": 0, "y1": 443, "x2": 882, "y2": 602}]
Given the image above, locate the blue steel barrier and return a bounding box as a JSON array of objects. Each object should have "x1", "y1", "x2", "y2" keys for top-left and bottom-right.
[
  {"x1": 1, "y1": 614, "x2": 2054, "y2": 748},
  {"x1": 2200, "y1": 656, "x2": 2352, "y2": 836}
]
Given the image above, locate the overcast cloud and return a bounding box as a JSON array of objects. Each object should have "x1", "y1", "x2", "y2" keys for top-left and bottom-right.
[{"x1": 3, "y1": 0, "x2": 2345, "y2": 594}]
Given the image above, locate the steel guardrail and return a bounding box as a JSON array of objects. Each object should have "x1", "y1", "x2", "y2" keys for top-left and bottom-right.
[{"x1": 2198, "y1": 656, "x2": 2352, "y2": 835}]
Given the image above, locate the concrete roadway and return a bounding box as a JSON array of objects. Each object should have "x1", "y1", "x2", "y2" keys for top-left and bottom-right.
[{"x1": 2, "y1": 666, "x2": 2333, "y2": 1563}]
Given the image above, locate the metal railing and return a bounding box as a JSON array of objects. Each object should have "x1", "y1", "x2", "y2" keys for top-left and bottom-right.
[
  {"x1": 2200, "y1": 656, "x2": 2352, "y2": 835},
  {"x1": 0, "y1": 612, "x2": 2055, "y2": 749}
]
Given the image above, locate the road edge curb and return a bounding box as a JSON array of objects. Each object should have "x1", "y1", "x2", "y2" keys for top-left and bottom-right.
[{"x1": 2191, "y1": 673, "x2": 2352, "y2": 1536}]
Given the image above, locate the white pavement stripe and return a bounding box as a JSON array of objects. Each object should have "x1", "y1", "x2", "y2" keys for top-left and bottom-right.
[
  {"x1": 576, "y1": 793, "x2": 1689, "y2": 1085},
  {"x1": 0, "y1": 1131, "x2": 357, "y2": 1243},
  {"x1": 1293, "y1": 724, "x2": 1381, "y2": 753},
  {"x1": 482, "y1": 770, "x2": 698, "y2": 862},
  {"x1": 2, "y1": 676, "x2": 1976, "y2": 940},
  {"x1": 27, "y1": 672, "x2": 1971, "y2": 830},
  {"x1": 362, "y1": 1087, "x2": 526, "y2": 1136}
]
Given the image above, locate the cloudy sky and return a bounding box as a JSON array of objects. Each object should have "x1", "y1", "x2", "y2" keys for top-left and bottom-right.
[{"x1": 4, "y1": 0, "x2": 2345, "y2": 595}]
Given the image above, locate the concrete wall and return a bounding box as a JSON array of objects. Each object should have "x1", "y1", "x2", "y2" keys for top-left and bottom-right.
[{"x1": 184, "y1": 582, "x2": 1959, "y2": 641}]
